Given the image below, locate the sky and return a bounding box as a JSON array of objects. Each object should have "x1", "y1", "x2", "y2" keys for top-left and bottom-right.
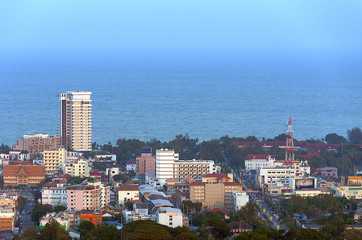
[{"x1": 1, "y1": 0, "x2": 362, "y2": 55}]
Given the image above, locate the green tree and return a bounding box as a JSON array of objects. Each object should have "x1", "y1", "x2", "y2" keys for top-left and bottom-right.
[
  {"x1": 182, "y1": 200, "x2": 195, "y2": 215},
  {"x1": 79, "y1": 220, "x2": 95, "y2": 237},
  {"x1": 17, "y1": 196, "x2": 27, "y2": 212},
  {"x1": 123, "y1": 220, "x2": 172, "y2": 240},
  {"x1": 234, "y1": 202, "x2": 263, "y2": 228},
  {"x1": 286, "y1": 228, "x2": 323, "y2": 240},
  {"x1": 348, "y1": 127, "x2": 362, "y2": 144},
  {"x1": 21, "y1": 226, "x2": 40, "y2": 240},
  {"x1": 273, "y1": 133, "x2": 287, "y2": 141},
  {"x1": 33, "y1": 190, "x2": 41, "y2": 202},
  {"x1": 336, "y1": 229, "x2": 362, "y2": 240},
  {"x1": 207, "y1": 218, "x2": 230, "y2": 239},
  {"x1": 199, "y1": 139, "x2": 224, "y2": 162},
  {"x1": 164, "y1": 134, "x2": 199, "y2": 160},
  {"x1": 0, "y1": 143, "x2": 10, "y2": 154},
  {"x1": 113, "y1": 174, "x2": 129, "y2": 184},
  {"x1": 325, "y1": 133, "x2": 347, "y2": 144},
  {"x1": 174, "y1": 231, "x2": 198, "y2": 240},
  {"x1": 40, "y1": 219, "x2": 70, "y2": 240},
  {"x1": 31, "y1": 203, "x2": 53, "y2": 223},
  {"x1": 53, "y1": 205, "x2": 66, "y2": 213}
]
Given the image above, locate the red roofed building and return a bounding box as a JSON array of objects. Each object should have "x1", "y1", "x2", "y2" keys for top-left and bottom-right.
[
  {"x1": 209, "y1": 208, "x2": 230, "y2": 219},
  {"x1": 3, "y1": 165, "x2": 45, "y2": 186},
  {"x1": 202, "y1": 173, "x2": 232, "y2": 183},
  {"x1": 229, "y1": 221, "x2": 253, "y2": 236}
]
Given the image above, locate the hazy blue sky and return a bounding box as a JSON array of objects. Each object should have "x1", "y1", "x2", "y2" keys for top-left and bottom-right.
[{"x1": 1, "y1": 0, "x2": 362, "y2": 54}]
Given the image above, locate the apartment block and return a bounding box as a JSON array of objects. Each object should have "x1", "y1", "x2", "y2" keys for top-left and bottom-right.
[
  {"x1": 88, "y1": 182, "x2": 110, "y2": 208},
  {"x1": 136, "y1": 148, "x2": 156, "y2": 175},
  {"x1": 67, "y1": 185, "x2": 101, "y2": 211},
  {"x1": 190, "y1": 174, "x2": 243, "y2": 209},
  {"x1": 0, "y1": 209, "x2": 14, "y2": 232},
  {"x1": 41, "y1": 183, "x2": 68, "y2": 207},
  {"x1": 173, "y1": 160, "x2": 215, "y2": 180},
  {"x1": 63, "y1": 159, "x2": 90, "y2": 177},
  {"x1": 43, "y1": 148, "x2": 66, "y2": 174},
  {"x1": 60, "y1": 91, "x2": 92, "y2": 151},
  {"x1": 156, "y1": 149, "x2": 179, "y2": 185},
  {"x1": 156, "y1": 149, "x2": 216, "y2": 185},
  {"x1": 12, "y1": 133, "x2": 62, "y2": 159}
]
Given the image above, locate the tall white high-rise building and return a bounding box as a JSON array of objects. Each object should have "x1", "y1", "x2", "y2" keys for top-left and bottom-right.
[
  {"x1": 156, "y1": 149, "x2": 179, "y2": 184},
  {"x1": 59, "y1": 91, "x2": 92, "y2": 151}
]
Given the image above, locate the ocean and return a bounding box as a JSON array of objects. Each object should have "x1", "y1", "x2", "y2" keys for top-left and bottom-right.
[{"x1": 0, "y1": 51, "x2": 361, "y2": 146}]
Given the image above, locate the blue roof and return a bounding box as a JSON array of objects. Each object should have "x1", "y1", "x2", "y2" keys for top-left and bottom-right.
[
  {"x1": 103, "y1": 221, "x2": 123, "y2": 227},
  {"x1": 142, "y1": 148, "x2": 152, "y2": 153}
]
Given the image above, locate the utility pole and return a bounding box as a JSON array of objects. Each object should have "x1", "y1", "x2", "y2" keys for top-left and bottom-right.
[{"x1": 342, "y1": 141, "x2": 344, "y2": 178}]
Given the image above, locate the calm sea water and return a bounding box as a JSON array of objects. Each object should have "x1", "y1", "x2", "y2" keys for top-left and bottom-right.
[{"x1": 0, "y1": 52, "x2": 361, "y2": 146}]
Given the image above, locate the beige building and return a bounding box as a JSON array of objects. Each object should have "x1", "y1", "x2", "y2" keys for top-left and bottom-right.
[
  {"x1": 173, "y1": 160, "x2": 215, "y2": 180},
  {"x1": 190, "y1": 174, "x2": 243, "y2": 209},
  {"x1": 63, "y1": 159, "x2": 90, "y2": 177},
  {"x1": 12, "y1": 133, "x2": 62, "y2": 159},
  {"x1": 43, "y1": 148, "x2": 66, "y2": 174},
  {"x1": 60, "y1": 91, "x2": 92, "y2": 151}
]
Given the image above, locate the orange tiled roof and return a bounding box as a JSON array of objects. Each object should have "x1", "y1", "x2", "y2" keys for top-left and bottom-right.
[{"x1": 3, "y1": 165, "x2": 45, "y2": 177}]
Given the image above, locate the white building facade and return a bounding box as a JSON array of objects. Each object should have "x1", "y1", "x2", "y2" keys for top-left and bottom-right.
[
  {"x1": 233, "y1": 192, "x2": 249, "y2": 211},
  {"x1": 157, "y1": 207, "x2": 183, "y2": 228},
  {"x1": 41, "y1": 183, "x2": 68, "y2": 207},
  {"x1": 245, "y1": 155, "x2": 275, "y2": 171},
  {"x1": 156, "y1": 149, "x2": 179, "y2": 185}
]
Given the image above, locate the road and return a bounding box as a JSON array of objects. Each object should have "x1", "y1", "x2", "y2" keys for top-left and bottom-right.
[
  {"x1": 234, "y1": 170, "x2": 289, "y2": 232},
  {"x1": 19, "y1": 190, "x2": 36, "y2": 235}
]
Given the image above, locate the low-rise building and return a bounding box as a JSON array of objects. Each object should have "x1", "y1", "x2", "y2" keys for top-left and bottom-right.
[
  {"x1": 126, "y1": 160, "x2": 136, "y2": 172},
  {"x1": 39, "y1": 212, "x2": 70, "y2": 230},
  {"x1": 157, "y1": 207, "x2": 183, "y2": 228},
  {"x1": 80, "y1": 210, "x2": 102, "y2": 227},
  {"x1": 233, "y1": 192, "x2": 249, "y2": 211},
  {"x1": 320, "y1": 167, "x2": 338, "y2": 179},
  {"x1": 333, "y1": 186, "x2": 362, "y2": 199},
  {"x1": 3, "y1": 165, "x2": 45, "y2": 186},
  {"x1": 117, "y1": 185, "x2": 139, "y2": 205},
  {"x1": 0, "y1": 209, "x2": 14, "y2": 232},
  {"x1": 258, "y1": 167, "x2": 296, "y2": 187},
  {"x1": 245, "y1": 155, "x2": 275, "y2": 171},
  {"x1": 294, "y1": 187, "x2": 332, "y2": 198}
]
